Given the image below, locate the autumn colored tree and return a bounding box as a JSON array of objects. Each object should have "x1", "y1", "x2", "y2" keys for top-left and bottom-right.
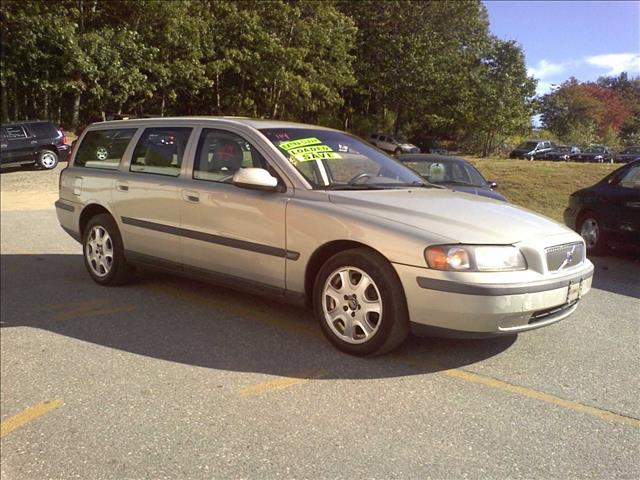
[{"x1": 540, "y1": 78, "x2": 633, "y2": 145}]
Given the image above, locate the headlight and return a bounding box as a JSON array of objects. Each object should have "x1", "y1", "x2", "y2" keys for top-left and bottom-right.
[{"x1": 425, "y1": 245, "x2": 527, "y2": 272}]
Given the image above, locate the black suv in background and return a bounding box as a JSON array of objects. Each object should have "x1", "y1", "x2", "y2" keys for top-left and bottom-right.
[{"x1": 1, "y1": 121, "x2": 70, "y2": 170}]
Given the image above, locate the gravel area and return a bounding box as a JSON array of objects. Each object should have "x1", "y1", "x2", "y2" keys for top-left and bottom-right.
[{"x1": 0, "y1": 163, "x2": 64, "y2": 193}]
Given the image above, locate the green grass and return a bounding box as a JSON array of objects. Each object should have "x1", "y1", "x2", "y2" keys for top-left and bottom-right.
[{"x1": 462, "y1": 157, "x2": 618, "y2": 222}]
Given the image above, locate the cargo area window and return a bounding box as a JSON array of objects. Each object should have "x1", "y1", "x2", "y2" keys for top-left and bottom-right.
[{"x1": 74, "y1": 128, "x2": 137, "y2": 169}]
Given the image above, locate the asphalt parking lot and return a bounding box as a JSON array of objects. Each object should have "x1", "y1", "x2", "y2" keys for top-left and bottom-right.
[{"x1": 1, "y1": 165, "x2": 639, "y2": 479}]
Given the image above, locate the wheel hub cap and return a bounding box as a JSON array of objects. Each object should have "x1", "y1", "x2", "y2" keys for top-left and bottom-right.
[
  {"x1": 85, "y1": 226, "x2": 114, "y2": 277},
  {"x1": 322, "y1": 267, "x2": 383, "y2": 345}
]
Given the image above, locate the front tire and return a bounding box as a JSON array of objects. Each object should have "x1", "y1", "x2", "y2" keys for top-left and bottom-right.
[
  {"x1": 394, "y1": 148, "x2": 402, "y2": 156},
  {"x1": 313, "y1": 248, "x2": 409, "y2": 356},
  {"x1": 83, "y1": 213, "x2": 132, "y2": 285},
  {"x1": 37, "y1": 149, "x2": 58, "y2": 170},
  {"x1": 579, "y1": 212, "x2": 606, "y2": 256}
]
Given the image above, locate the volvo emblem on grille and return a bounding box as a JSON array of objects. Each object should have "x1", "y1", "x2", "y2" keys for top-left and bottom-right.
[{"x1": 558, "y1": 245, "x2": 576, "y2": 270}]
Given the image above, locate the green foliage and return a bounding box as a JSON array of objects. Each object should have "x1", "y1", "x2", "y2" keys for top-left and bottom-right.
[
  {"x1": 1, "y1": 0, "x2": 538, "y2": 154},
  {"x1": 540, "y1": 75, "x2": 637, "y2": 147}
]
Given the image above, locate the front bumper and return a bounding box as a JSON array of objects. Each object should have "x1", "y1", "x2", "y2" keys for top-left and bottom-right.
[{"x1": 393, "y1": 261, "x2": 593, "y2": 338}]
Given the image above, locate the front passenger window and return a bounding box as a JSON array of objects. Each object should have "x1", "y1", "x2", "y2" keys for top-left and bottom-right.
[
  {"x1": 193, "y1": 129, "x2": 269, "y2": 183},
  {"x1": 130, "y1": 127, "x2": 192, "y2": 176}
]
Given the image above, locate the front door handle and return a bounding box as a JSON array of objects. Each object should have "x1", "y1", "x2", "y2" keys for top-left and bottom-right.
[
  {"x1": 116, "y1": 181, "x2": 129, "y2": 192},
  {"x1": 181, "y1": 189, "x2": 199, "y2": 203}
]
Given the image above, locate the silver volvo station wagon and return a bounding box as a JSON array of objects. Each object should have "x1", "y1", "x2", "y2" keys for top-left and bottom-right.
[{"x1": 56, "y1": 117, "x2": 594, "y2": 355}]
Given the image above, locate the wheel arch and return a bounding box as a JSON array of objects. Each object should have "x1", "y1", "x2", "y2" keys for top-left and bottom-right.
[
  {"x1": 304, "y1": 240, "x2": 390, "y2": 307},
  {"x1": 79, "y1": 203, "x2": 116, "y2": 239},
  {"x1": 38, "y1": 145, "x2": 60, "y2": 156}
]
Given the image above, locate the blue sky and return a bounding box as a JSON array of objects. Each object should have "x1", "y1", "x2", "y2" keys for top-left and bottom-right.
[{"x1": 484, "y1": 0, "x2": 640, "y2": 96}]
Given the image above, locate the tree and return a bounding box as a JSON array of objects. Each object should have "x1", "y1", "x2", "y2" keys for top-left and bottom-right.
[
  {"x1": 540, "y1": 77, "x2": 632, "y2": 145},
  {"x1": 465, "y1": 37, "x2": 537, "y2": 156}
]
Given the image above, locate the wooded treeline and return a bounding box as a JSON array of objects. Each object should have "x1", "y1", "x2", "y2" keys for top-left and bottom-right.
[{"x1": 1, "y1": 0, "x2": 546, "y2": 154}]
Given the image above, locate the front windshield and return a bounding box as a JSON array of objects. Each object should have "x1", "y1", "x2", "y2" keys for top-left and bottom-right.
[
  {"x1": 517, "y1": 141, "x2": 538, "y2": 150},
  {"x1": 260, "y1": 128, "x2": 424, "y2": 189},
  {"x1": 402, "y1": 160, "x2": 486, "y2": 186},
  {"x1": 584, "y1": 147, "x2": 605, "y2": 154}
]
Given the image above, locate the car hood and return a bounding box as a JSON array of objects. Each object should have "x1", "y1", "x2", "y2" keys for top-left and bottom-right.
[
  {"x1": 446, "y1": 185, "x2": 508, "y2": 202},
  {"x1": 328, "y1": 188, "x2": 570, "y2": 244}
]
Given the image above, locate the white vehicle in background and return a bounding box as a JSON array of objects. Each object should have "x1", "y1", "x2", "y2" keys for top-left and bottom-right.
[{"x1": 369, "y1": 133, "x2": 420, "y2": 155}]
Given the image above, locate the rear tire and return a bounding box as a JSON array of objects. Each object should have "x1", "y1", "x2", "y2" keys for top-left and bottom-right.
[
  {"x1": 83, "y1": 213, "x2": 132, "y2": 285},
  {"x1": 313, "y1": 248, "x2": 410, "y2": 356},
  {"x1": 37, "y1": 149, "x2": 58, "y2": 170}
]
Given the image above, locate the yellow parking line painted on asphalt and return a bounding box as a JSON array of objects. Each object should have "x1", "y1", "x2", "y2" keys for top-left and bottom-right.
[
  {"x1": 47, "y1": 299, "x2": 111, "y2": 310},
  {"x1": 46, "y1": 299, "x2": 137, "y2": 321},
  {"x1": 54, "y1": 304, "x2": 137, "y2": 321},
  {"x1": 240, "y1": 369, "x2": 329, "y2": 397},
  {"x1": 394, "y1": 355, "x2": 640, "y2": 429},
  {"x1": 147, "y1": 283, "x2": 640, "y2": 429},
  {"x1": 146, "y1": 284, "x2": 319, "y2": 338},
  {"x1": 0, "y1": 400, "x2": 64, "y2": 438}
]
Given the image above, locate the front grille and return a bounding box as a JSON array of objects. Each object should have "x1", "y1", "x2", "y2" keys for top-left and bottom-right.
[{"x1": 545, "y1": 242, "x2": 584, "y2": 272}]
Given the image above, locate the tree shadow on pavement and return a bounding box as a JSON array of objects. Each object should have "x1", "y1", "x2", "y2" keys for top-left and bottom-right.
[{"x1": 1, "y1": 253, "x2": 520, "y2": 380}]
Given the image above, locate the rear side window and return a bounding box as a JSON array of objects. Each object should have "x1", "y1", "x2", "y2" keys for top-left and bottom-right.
[
  {"x1": 29, "y1": 122, "x2": 59, "y2": 138},
  {"x1": 4, "y1": 125, "x2": 27, "y2": 140},
  {"x1": 75, "y1": 128, "x2": 137, "y2": 169},
  {"x1": 130, "y1": 127, "x2": 192, "y2": 177}
]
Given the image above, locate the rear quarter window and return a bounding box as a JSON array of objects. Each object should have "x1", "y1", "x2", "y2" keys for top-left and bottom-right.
[
  {"x1": 29, "y1": 122, "x2": 59, "y2": 138},
  {"x1": 4, "y1": 125, "x2": 27, "y2": 140},
  {"x1": 74, "y1": 128, "x2": 137, "y2": 169}
]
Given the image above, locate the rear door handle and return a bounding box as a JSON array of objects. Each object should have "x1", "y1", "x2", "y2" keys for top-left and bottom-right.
[
  {"x1": 116, "y1": 181, "x2": 129, "y2": 192},
  {"x1": 181, "y1": 189, "x2": 199, "y2": 203}
]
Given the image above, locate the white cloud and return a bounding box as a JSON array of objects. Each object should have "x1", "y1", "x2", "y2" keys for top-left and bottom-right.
[
  {"x1": 527, "y1": 60, "x2": 565, "y2": 79},
  {"x1": 586, "y1": 53, "x2": 640, "y2": 75}
]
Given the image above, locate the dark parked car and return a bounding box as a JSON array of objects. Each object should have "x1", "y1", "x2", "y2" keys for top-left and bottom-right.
[
  {"x1": 542, "y1": 145, "x2": 581, "y2": 161},
  {"x1": 0, "y1": 120, "x2": 70, "y2": 170},
  {"x1": 509, "y1": 140, "x2": 555, "y2": 160},
  {"x1": 574, "y1": 145, "x2": 613, "y2": 163},
  {"x1": 616, "y1": 145, "x2": 640, "y2": 163},
  {"x1": 398, "y1": 154, "x2": 508, "y2": 201},
  {"x1": 564, "y1": 159, "x2": 640, "y2": 254}
]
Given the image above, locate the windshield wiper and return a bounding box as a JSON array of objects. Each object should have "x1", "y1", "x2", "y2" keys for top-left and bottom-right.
[
  {"x1": 324, "y1": 184, "x2": 390, "y2": 190},
  {"x1": 440, "y1": 180, "x2": 476, "y2": 186}
]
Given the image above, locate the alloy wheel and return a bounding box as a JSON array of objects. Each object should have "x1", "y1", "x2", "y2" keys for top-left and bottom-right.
[
  {"x1": 580, "y1": 218, "x2": 599, "y2": 249},
  {"x1": 41, "y1": 152, "x2": 57, "y2": 168},
  {"x1": 85, "y1": 225, "x2": 114, "y2": 277},
  {"x1": 322, "y1": 266, "x2": 383, "y2": 344}
]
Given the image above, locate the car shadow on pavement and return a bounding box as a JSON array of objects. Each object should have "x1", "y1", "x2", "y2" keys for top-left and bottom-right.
[
  {"x1": 1, "y1": 253, "x2": 521, "y2": 380},
  {"x1": 589, "y1": 253, "x2": 640, "y2": 300}
]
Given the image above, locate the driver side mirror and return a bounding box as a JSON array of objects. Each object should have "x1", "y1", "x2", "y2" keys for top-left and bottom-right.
[
  {"x1": 489, "y1": 180, "x2": 498, "y2": 189},
  {"x1": 232, "y1": 168, "x2": 279, "y2": 191}
]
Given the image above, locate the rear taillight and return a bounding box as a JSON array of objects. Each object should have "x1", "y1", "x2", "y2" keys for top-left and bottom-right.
[{"x1": 60, "y1": 128, "x2": 68, "y2": 145}]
